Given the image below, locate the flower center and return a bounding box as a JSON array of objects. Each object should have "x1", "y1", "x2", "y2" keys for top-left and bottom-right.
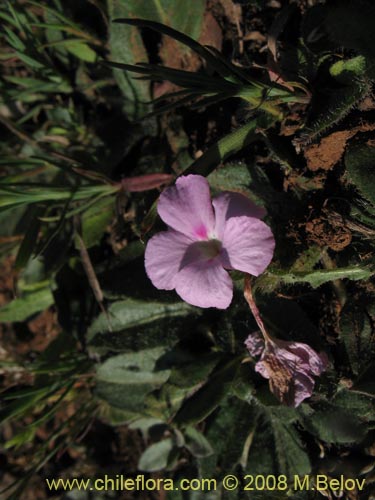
[
  {"x1": 196, "y1": 238, "x2": 222, "y2": 259},
  {"x1": 179, "y1": 239, "x2": 223, "y2": 271}
]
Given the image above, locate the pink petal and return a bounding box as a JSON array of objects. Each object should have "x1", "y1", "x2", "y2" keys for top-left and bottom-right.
[
  {"x1": 276, "y1": 340, "x2": 328, "y2": 376},
  {"x1": 255, "y1": 354, "x2": 315, "y2": 407},
  {"x1": 175, "y1": 257, "x2": 233, "y2": 309},
  {"x1": 220, "y1": 216, "x2": 275, "y2": 276},
  {"x1": 157, "y1": 175, "x2": 215, "y2": 240},
  {"x1": 255, "y1": 360, "x2": 271, "y2": 379},
  {"x1": 144, "y1": 230, "x2": 192, "y2": 290},
  {"x1": 293, "y1": 372, "x2": 315, "y2": 407},
  {"x1": 212, "y1": 192, "x2": 266, "y2": 240},
  {"x1": 245, "y1": 331, "x2": 265, "y2": 357}
]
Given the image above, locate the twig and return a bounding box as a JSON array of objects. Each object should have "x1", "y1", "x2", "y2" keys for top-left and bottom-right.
[
  {"x1": 74, "y1": 216, "x2": 112, "y2": 332},
  {"x1": 243, "y1": 274, "x2": 271, "y2": 341}
]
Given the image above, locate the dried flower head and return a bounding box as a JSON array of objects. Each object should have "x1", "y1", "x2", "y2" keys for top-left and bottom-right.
[
  {"x1": 243, "y1": 276, "x2": 328, "y2": 407},
  {"x1": 245, "y1": 331, "x2": 328, "y2": 407}
]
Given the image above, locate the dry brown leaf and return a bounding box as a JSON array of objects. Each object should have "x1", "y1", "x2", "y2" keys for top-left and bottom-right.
[{"x1": 305, "y1": 214, "x2": 352, "y2": 252}]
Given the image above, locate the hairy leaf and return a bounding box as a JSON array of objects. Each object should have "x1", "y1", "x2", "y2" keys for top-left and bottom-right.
[
  {"x1": 95, "y1": 348, "x2": 171, "y2": 415},
  {"x1": 88, "y1": 298, "x2": 197, "y2": 341},
  {"x1": 138, "y1": 438, "x2": 175, "y2": 472},
  {"x1": 346, "y1": 142, "x2": 375, "y2": 205}
]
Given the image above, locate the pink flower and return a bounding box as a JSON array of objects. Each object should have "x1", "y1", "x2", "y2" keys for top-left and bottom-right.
[
  {"x1": 245, "y1": 332, "x2": 328, "y2": 407},
  {"x1": 145, "y1": 175, "x2": 275, "y2": 309}
]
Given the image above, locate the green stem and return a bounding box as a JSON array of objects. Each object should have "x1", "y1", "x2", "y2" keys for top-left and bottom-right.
[{"x1": 184, "y1": 114, "x2": 275, "y2": 177}]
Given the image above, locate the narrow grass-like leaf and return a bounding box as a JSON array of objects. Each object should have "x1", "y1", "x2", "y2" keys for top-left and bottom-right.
[
  {"x1": 15, "y1": 205, "x2": 43, "y2": 270},
  {"x1": 27, "y1": 0, "x2": 82, "y2": 30},
  {"x1": 0, "y1": 286, "x2": 54, "y2": 322},
  {"x1": 113, "y1": 18, "x2": 236, "y2": 79},
  {"x1": 106, "y1": 61, "x2": 236, "y2": 93},
  {"x1": 0, "y1": 184, "x2": 117, "y2": 211},
  {"x1": 140, "y1": 93, "x2": 202, "y2": 119},
  {"x1": 205, "y1": 45, "x2": 263, "y2": 86},
  {"x1": 0, "y1": 382, "x2": 63, "y2": 425},
  {"x1": 3, "y1": 25, "x2": 25, "y2": 50}
]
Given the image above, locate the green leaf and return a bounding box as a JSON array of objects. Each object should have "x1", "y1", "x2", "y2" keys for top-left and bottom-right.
[
  {"x1": 301, "y1": 78, "x2": 370, "y2": 141},
  {"x1": 298, "y1": 401, "x2": 367, "y2": 444},
  {"x1": 183, "y1": 116, "x2": 275, "y2": 178},
  {"x1": 88, "y1": 298, "x2": 197, "y2": 341},
  {"x1": 107, "y1": 61, "x2": 234, "y2": 93},
  {"x1": 27, "y1": 0, "x2": 82, "y2": 30},
  {"x1": 339, "y1": 301, "x2": 372, "y2": 375},
  {"x1": 113, "y1": 17, "x2": 230, "y2": 81},
  {"x1": 199, "y1": 397, "x2": 238, "y2": 476},
  {"x1": 0, "y1": 184, "x2": 117, "y2": 212},
  {"x1": 95, "y1": 347, "x2": 171, "y2": 414},
  {"x1": 58, "y1": 40, "x2": 97, "y2": 63},
  {"x1": 15, "y1": 205, "x2": 43, "y2": 270},
  {"x1": 173, "y1": 357, "x2": 241, "y2": 425},
  {"x1": 167, "y1": 350, "x2": 223, "y2": 389},
  {"x1": 236, "y1": 402, "x2": 309, "y2": 477},
  {"x1": 138, "y1": 438, "x2": 175, "y2": 472},
  {"x1": 13, "y1": 51, "x2": 45, "y2": 70},
  {"x1": 202, "y1": 398, "x2": 310, "y2": 479},
  {"x1": 0, "y1": 286, "x2": 54, "y2": 322},
  {"x1": 3, "y1": 25, "x2": 25, "y2": 50},
  {"x1": 184, "y1": 427, "x2": 213, "y2": 458},
  {"x1": 333, "y1": 388, "x2": 375, "y2": 420},
  {"x1": 4, "y1": 426, "x2": 36, "y2": 450},
  {"x1": 346, "y1": 142, "x2": 375, "y2": 205},
  {"x1": 330, "y1": 55, "x2": 367, "y2": 83},
  {"x1": 208, "y1": 163, "x2": 253, "y2": 197},
  {"x1": 0, "y1": 382, "x2": 63, "y2": 425},
  {"x1": 139, "y1": 350, "x2": 223, "y2": 420},
  {"x1": 352, "y1": 364, "x2": 375, "y2": 398},
  {"x1": 257, "y1": 265, "x2": 373, "y2": 292},
  {"x1": 261, "y1": 408, "x2": 310, "y2": 477},
  {"x1": 81, "y1": 196, "x2": 114, "y2": 248},
  {"x1": 145, "y1": 383, "x2": 191, "y2": 420},
  {"x1": 99, "y1": 401, "x2": 142, "y2": 426},
  {"x1": 129, "y1": 417, "x2": 166, "y2": 435}
]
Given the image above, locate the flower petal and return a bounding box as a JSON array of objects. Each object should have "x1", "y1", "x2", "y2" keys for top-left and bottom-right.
[
  {"x1": 213, "y1": 192, "x2": 266, "y2": 240},
  {"x1": 245, "y1": 331, "x2": 265, "y2": 357},
  {"x1": 145, "y1": 230, "x2": 192, "y2": 290},
  {"x1": 221, "y1": 216, "x2": 275, "y2": 276},
  {"x1": 157, "y1": 175, "x2": 215, "y2": 239},
  {"x1": 275, "y1": 339, "x2": 328, "y2": 376},
  {"x1": 293, "y1": 372, "x2": 315, "y2": 407},
  {"x1": 175, "y1": 257, "x2": 233, "y2": 309}
]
